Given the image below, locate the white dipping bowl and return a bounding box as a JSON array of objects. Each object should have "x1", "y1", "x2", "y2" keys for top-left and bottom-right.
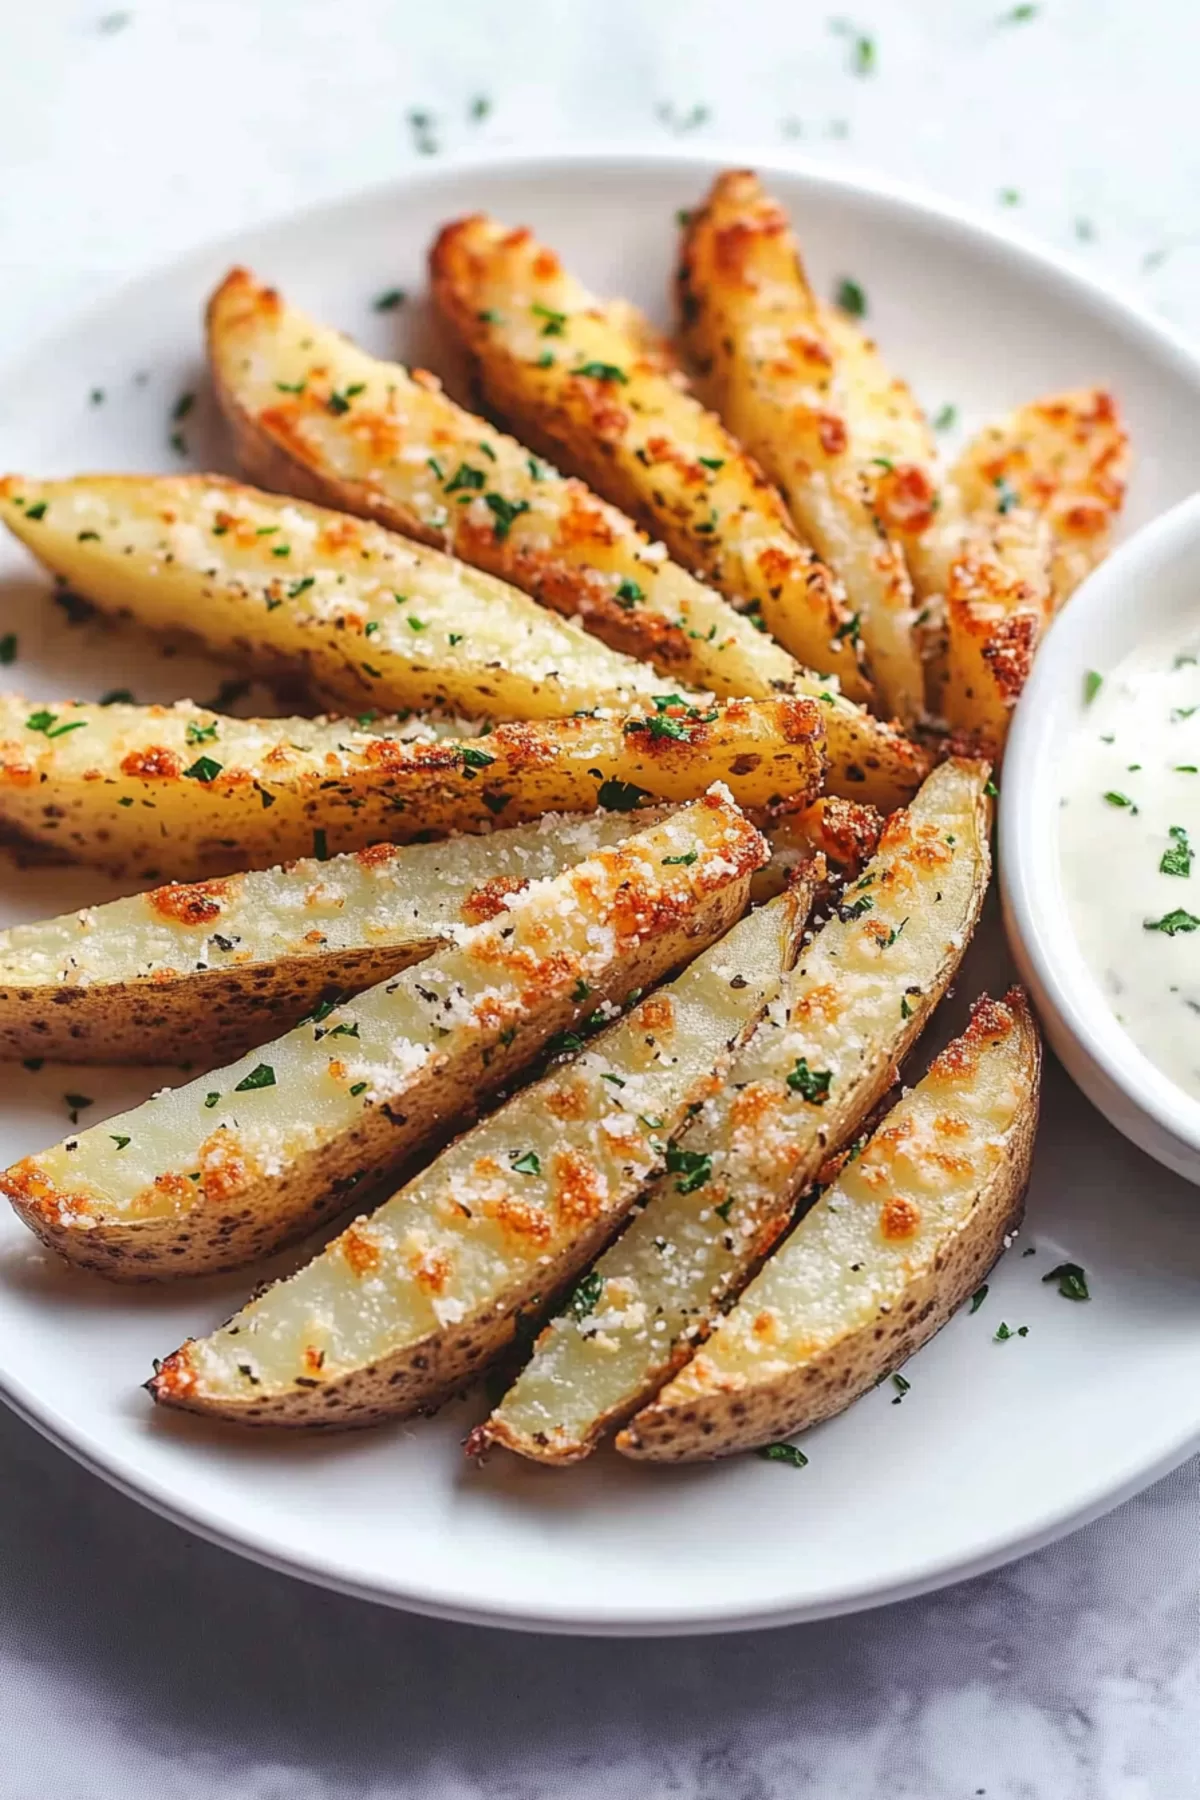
[{"x1": 1002, "y1": 491, "x2": 1200, "y2": 1184}]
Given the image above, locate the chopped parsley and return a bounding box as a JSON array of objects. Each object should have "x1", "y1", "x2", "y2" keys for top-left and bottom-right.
[
  {"x1": 445, "y1": 462, "x2": 485, "y2": 493},
  {"x1": 834, "y1": 611, "x2": 862, "y2": 643},
  {"x1": 594, "y1": 774, "x2": 652, "y2": 812},
  {"x1": 185, "y1": 720, "x2": 218, "y2": 745},
  {"x1": 665, "y1": 1146, "x2": 713, "y2": 1193},
  {"x1": 994, "y1": 1321, "x2": 1029, "y2": 1341},
  {"x1": 1144, "y1": 908, "x2": 1200, "y2": 936},
  {"x1": 204, "y1": 1092, "x2": 220, "y2": 1109},
  {"x1": 838, "y1": 895, "x2": 874, "y2": 922},
  {"x1": 786, "y1": 1058, "x2": 832, "y2": 1104},
  {"x1": 484, "y1": 493, "x2": 530, "y2": 541},
  {"x1": 349, "y1": 1082, "x2": 368, "y2": 1097},
  {"x1": 461, "y1": 745, "x2": 496, "y2": 770},
  {"x1": 1160, "y1": 826, "x2": 1193, "y2": 878},
  {"x1": 834, "y1": 277, "x2": 866, "y2": 318},
  {"x1": 933, "y1": 403, "x2": 958, "y2": 431},
  {"x1": 573, "y1": 361, "x2": 628, "y2": 384},
  {"x1": 567, "y1": 1271, "x2": 603, "y2": 1320},
  {"x1": 172, "y1": 391, "x2": 195, "y2": 422},
  {"x1": 183, "y1": 755, "x2": 222, "y2": 782},
  {"x1": 373, "y1": 287, "x2": 407, "y2": 312},
  {"x1": 1084, "y1": 669, "x2": 1103, "y2": 705},
  {"x1": 891, "y1": 1373, "x2": 911, "y2": 1402},
  {"x1": 1104, "y1": 790, "x2": 1133, "y2": 809},
  {"x1": 1043, "y1": 1261, "x2": 1090, "y2": 1301},
  {"x1": 510, "y1": 1149, "x2": 542, "y2": 1176},
  {"x1": 110, "y1": 1135, "x2": 131, "y2": 1151},
  {"x1": 995, "y1": 476, "x2": 1020, "y2": 514},
  {"x1": 26, "y1": 709, "x2": 88, "y2": 739},
  {"x1": 757, "y1": 1442, "x2": 808, "y2": 1468},
  {"x1": 1001, "y1": 2, "x2": 1039, "y2": 19},
  {"x1": 714, "y1": 1197, "x2": 735, "y2": 1222},
  {"x1": 326, "y1": 383, "x2": 366, "y2": 416},
  {"x1": 312, "y1": 828, "x2": 330, "y2": 862},
  {"x1": 234, "y1": 1064, "x2": 276, "y2": 1093},
  {"x1": 969, "y1": 1284, "x2": 989, "y2": 1313},
  {"x1": 662, "y1": 850, "x2": 698, "y2": 866},
  {"x1": 615, "y1": 578, "x2": 644, "y2": 609},
  {"x1": 532, "y1": 301, "x2": 567, "y2": 336}
]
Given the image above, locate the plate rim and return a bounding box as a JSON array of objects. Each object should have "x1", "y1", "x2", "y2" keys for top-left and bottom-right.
[{"x1": 2, "y1": 142, "x2": 1199, "y2": 1637}]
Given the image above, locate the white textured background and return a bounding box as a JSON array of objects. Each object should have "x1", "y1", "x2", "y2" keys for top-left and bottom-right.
[{"x1": 1, "y1": 2, "x2": 1198, "y2": 1796}]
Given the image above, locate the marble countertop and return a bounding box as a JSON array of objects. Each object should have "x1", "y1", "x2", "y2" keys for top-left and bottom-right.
[{"x1": 1, "y1": 2, "x2": 1197, "y2": 1795}]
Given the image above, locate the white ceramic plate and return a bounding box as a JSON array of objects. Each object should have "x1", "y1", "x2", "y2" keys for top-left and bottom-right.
[{"x1": 1, "y1": 149, "x2": 1199, "y2": 1637}]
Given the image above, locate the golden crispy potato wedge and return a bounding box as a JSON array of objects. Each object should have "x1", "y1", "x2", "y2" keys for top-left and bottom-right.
[
  {"x1": 2, "y1": 796, "x2": 764, "y2": 1279},
  {"x1": 950, "y1": 388, "x2": 1129, "y2": 607},
  {"x1": 149, "y1": 886, "x2": 796, "y2": 1424},
  {"x1": 428, "y1": 214, "x2": 871, "y2": 700},
  {"x1": 0, "y1": 810, "x2": 651, "y2": 1064},
  {"x1": 0, "y1": 474, "x2": 671, "y2": 719},
  {"x1": 678, "y1": 171, "x2": 933, "y2": 722},
  {"x1": 941, "y1": 512, "x2": 1055, "y2": 753},
  {"x1": 0, "y1": 693, "x2": 823, "y2": 881},
  {"x1": 476, "y1": 758, "x2": 991, "y2": 1462},
  {"x1": 751, "y1": 794, "x2": 883, "y2": 903},
  {"x1": 206, "y1": 268, "x2": 799, "y2": 700},
  {"x1": 620, "y1": 989, "x2": 1040, "y2": 1461}
]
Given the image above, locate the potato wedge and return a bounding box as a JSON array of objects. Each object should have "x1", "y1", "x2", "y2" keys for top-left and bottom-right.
[
  {"x1": 0, "y1": 810, "x2": 652, "y2": 1064},
  {"x1": 0, "y1": 693, "x2": 823, "y2": 881},
  {"x1": 949, "y1": 388, "x2": 1129, "y2": 607},
  {"x1": 751, "y1": 794, "x2": 882, "y2": 904},
  {"x1": 0, "y1": 474, "x2": 672, "y2": 720},
  {"x1": 207, "y1": 268, "x2": 798, "y2": 701},
  {"x1": 677, "y1": 171, "x2": 933, "y2": 723},
  {"x1": 149, "y1": 885, "x2": 796, "y2": 1424},
  {"x1": 2, "y1": 795, "x2": 765, "y2": 1279},
  {"x1": 428, "y1": 215, "x2": 871, "y2": 700},
  {"x1": 476, "y1": 758, "x2": 990, "y2": 1463},
  {"x1": 620, "y1": 989, "x2": 1040, "y2": 1461},
  {"x1": 941, "y1": 512, "x2": 1055, "y2": 753}
]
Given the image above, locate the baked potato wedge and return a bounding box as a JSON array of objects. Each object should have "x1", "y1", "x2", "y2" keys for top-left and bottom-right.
[
  {"x1": 0, "y1": 809, "x2": 651, "y2": 1064},
  {"x1": 0, "y1": 692, "x2": 824, "y2": 881},
  {"x1": 941, "y1": 511, "x2": 1055, "y2": 754},
  {"x1": 476, "y1": 757, "x2": 991, "y2": 1463},
  {"x1": 207, "y1": 268, "x2": 798, "y2": 701},
  {"x1": 149, "y1": 884, "x2": 796, "y2": 1424},
  {"x1": 677, "y1": 171, "x2": 932, "y2": 723},
  {"x1": 0, "y1": 474, "x2": 672, "y2": 720},
  {"x1": 2, "y1": 795, "x2": 765, "y2": 1279},
  {"x1": 619, "y1": 989, "x2": 1040, "y2": 1461},
  {"x1": 428, "y1": 214, "x2": 871, "y2": 701},
  {"x1": 949, "y1": 387, "x2": 1129, "y2": 608},
  {"x1": 751, "y1": 794, "x2": 882, "y2": 904}
]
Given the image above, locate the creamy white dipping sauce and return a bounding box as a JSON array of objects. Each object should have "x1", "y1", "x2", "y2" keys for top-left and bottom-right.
[{"x1": 1059, "y1": 635, "x2": 1200, "y2": 1098}]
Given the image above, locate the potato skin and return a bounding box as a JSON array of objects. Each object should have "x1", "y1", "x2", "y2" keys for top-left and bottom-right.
[
  {"x1": 618, "y1": 990, "x2": 1041, "y2": 1461},
  {"x1": 0, "y1": 942, "x2": 428, "y2": 1065}
]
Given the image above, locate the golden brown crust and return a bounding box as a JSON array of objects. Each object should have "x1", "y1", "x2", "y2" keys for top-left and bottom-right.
[{"x1": 428, "y1": 213, "x2": 872, "y2": 701}]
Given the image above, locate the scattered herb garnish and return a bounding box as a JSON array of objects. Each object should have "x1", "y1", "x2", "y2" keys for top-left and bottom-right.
[
  {"x1": 373, "y1": 288, "x2": 407, "y2": 312},
  {"x1": 1144, "y1": 908, "x2": 1200, "y2": 936},
  {"x1": 1084, "y1": 670, "x2": 1103, "y2": 705},
  {"x1": 313, "y1": 828, "x2": 330, "y2": 862},
  {"x1": 26, "y1": 709, "x2": 88, "y2": 739},
  {"x1": 834, "y1": 276, "x2": 866, "y2": 318},
  {"x1": 995, "y1": 475, "x2": 1020, "y2": 514},
  {"x1": 665, "y1": 1146, "x2": 713, "y2": 1193},
  {"x1": 484, "y1": 493, "x2": 530, "y2": 540},
  {"x1": 510, "y1": 1149, "x2": 542, "y2": 1176},
  {"x1": 757, "y1": 1442, "x2": 808, "y2": 1468},
  {"x1": 1161, "y1": 826, "x2": 1193, "y2": 878},
  {"x1": 234, "y1": 1064, "x2": 276, "y2": 1092},
  {"x1": 462, "y1": 745, "x2": 496, "y2": 770},
  {"x1": 1043, "y1": 1261, "x2": 1090, "y2": 1301},
  {"x1": 110, "y1": 1135, "x2": 131, "y2": 1151},
  {"x1": 183, "y1": 755, "x2": 222, "y2": 783},
  {"x1": 567, "y1": 1271, "x2": 603, "y2": 1320},
  {"x1": 786, "y1": 1058, "x2": 833, "y2": 1103},
  {"x1": 594, "y1": 774, "x2": 652, "y2": 812},
  {"x1": 615, "y1": 578, "x2": 644, "y2": 608},
  {"x1": 662, "y1": 851, "x2": 698, "y2": 866},
  {"x1": 994, "y1": 1321, "x2": 1029, "y2": 1340},
  {"x1": 574, "y1": 361, "x2": 628, "y2": 384},
  {"x1": 1104, "y1": 791, "x2": 1133, "y2": 809},
  {"x1": 204, "y1": 1092, "x2": 220, "y2": 1109},
  {"x1": 933, "y1": 403, "x2": 958, "y2": 432},
  {"x1": 969, "y1": 1284, "x2": 989, "y2": 1313},
  {"x1": 891, "y1": 1373, "x2": 911, "y2": 1402}
]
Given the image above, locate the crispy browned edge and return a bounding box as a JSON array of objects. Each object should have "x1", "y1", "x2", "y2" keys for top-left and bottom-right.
[{"x1": 617, "y1": 988, "x2": 1041, "y2": 1461}]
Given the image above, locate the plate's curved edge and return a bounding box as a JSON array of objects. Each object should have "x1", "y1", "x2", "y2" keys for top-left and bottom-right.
[
  {"x1": 1, "y1": 140, "x2": 1199, "y2": 400},
  {"x1": 3, "y1": 1368, "x2": 1196, "y2": 1637},
  {"x1": 2, "y1": 144, "x2": 1200, "y2": 1635}
]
